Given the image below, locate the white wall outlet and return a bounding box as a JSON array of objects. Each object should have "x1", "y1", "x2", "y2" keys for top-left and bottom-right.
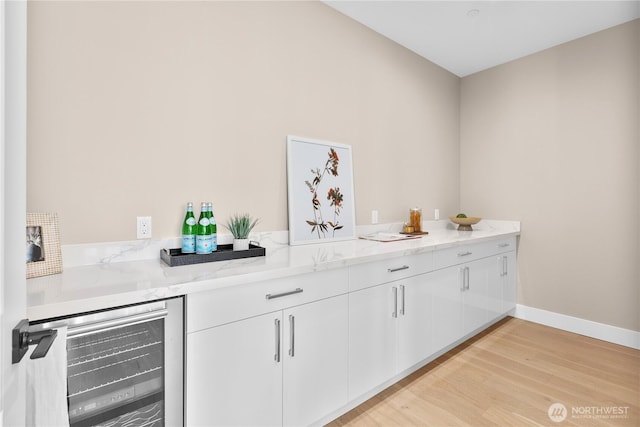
[
  {"x1": 137, "y1": 216, "x2": 152, "y2": 239},
  {"x1": 434, "y1": 208, "x2": 440, "y2": 221},
  {"x1": 371, "y1": 210, "x2": 379, "y2": 224}
]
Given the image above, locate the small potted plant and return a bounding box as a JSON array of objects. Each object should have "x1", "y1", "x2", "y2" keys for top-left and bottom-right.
[{"x1": 226, "y1": 213, "x2": 259, "y2": 251}]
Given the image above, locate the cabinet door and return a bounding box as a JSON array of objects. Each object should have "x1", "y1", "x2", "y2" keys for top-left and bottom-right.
[
  {"x1": 186, "y1": 312, "x2": 283, "y2": 427},
  {"x1": 463, "y1": 257, "x2": 491, "y2": 336},
  {"x1": 487, "y1": 251, "x2": 517, "y2": 320},
  {"x1": 397, "y1": 274, "x2": 433, "y2": 372},
  {"x1": 348, "y1": 283, "x2": 397, "y2": 400},
  {"x1": 283, "y1": 294, "x2": 348, "y2": 427},
  {"x1": 431, "y1": 266, "x2": 464, "y2": 351},
  {"x1": 501, "y1": 251, "x2": 517, "y2": 314},
  {"x1": 487, "y1": 255, "x2": 505, "y2": 322}
]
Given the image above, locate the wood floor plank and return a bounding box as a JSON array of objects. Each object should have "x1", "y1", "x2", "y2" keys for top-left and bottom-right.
[{"x1": 327, "y1": 317, "x2": 640, "y2": 426}]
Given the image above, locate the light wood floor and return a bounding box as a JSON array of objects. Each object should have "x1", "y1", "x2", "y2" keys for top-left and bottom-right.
[{"x1": 328, "y1": 317, "x2": 639, "y2": 426}]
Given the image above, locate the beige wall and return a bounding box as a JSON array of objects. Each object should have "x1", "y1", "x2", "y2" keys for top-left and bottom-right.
[
  {"x1": 460, "y1": 20, "x2": 640, "y2": 331},
  {"x1": 26, "y1": 1, "x2": 460, "y2": 244},
  {"x1": 26, "y1": 2, "x2": 639, "y2": 331}
]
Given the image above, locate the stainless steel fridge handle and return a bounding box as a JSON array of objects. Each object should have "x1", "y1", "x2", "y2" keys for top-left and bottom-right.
[{"x1": 67, "y1": 309, "x2": 168, "y2": 338}]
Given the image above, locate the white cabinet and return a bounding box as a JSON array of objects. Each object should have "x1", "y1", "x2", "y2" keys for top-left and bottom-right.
[
  {"x1": 282, "y1": 295, "x2": 348, "y2": 427},
  {"x1": 397, "y1": 274, "x2": 434, "y2": 372},
  {"x1": 348, "y1": 282, "x2": 397, "y2": 399},
  {"x1": 499, "y1": 251, "x2": 517, "y2": 314},
  {"x1": 349, "y1": 252, "x2": 434, "y2": 292},
  {"x1": 431, "y1": 257, "x2": 491, "y2": 350},
  {"x1": 185, "y1": 269, "x2": 349, "y2": 427},
  {"x1": 462, "y1": 256, "x2": 492, "y2": 335},
  {"x1": 487, "y1": 256, "x2": 505, "y2": 321},
  {"x1": 186, "y1": 311, "x2": 283, "y2": 426},
  {"x1": 185, "y1": 236, "x2": 517, "y2": 425},
  {"x1": 348, "y1": 254, "x2": 434, "y2": 400},
  {"x1": 488, "y1": 247, "x2": 517, "y2": 322},
  {"x1": 430, "y1": 266, "x2": 463, "y2": 351},
  {"x1": 432, "y1": 237, "x2": 517, "y2": 350}
]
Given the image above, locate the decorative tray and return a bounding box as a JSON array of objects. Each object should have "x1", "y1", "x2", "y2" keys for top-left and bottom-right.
[{"x1": 160, "y1": 243, "x2": 266, "y2": 267}]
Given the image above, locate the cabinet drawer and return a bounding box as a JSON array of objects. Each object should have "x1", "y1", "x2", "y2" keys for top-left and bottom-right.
[
  {"x1": 187, "y1": 268, "x2": 348, "y2": 333},
  {"x1": 434, "y1": 237, "x2": 516, "y2": 270},
  {"x1": 493, "y1": 236, "x2": 517, "y2": 254},
  {"x1": 349, "y1": 252, "x2": 433, "y2": 292}
]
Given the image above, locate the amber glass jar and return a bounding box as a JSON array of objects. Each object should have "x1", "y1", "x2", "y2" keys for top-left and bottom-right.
[{"x1": 409, "y1": 208, "x2": 422, "y2": 233}]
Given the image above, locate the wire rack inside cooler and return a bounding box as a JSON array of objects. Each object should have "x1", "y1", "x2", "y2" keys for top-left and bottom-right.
[
  {"x1": 94, "y1": 401, "x2": 163, "y2": 427},
  {"x1": 66, "y1": 319, "x2": 165, "y2": 426}
]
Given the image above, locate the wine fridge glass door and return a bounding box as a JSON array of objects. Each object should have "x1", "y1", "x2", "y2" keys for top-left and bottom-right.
[{"x1": 67, "y1": 317, "x2": 165, "y2": 426}]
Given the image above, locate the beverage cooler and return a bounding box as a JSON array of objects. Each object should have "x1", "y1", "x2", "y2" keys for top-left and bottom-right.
[{"x1": 14, "y1": 297, "x2": 184, "y2": 427}]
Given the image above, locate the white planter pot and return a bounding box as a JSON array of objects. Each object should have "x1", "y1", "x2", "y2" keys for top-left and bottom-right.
[{"x1": 233, "y1": 238, "x2": 249, "y2": 251}]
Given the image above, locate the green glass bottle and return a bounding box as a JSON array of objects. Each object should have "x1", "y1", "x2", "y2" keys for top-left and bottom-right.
[
  {"x1": 181, "y1": 202, "x2": 196, "y2": 253},
  {"x1": 195, "y1": 202, "x2": 212, "y2": 254}
]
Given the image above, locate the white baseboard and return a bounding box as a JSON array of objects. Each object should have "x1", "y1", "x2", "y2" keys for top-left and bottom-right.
[{"x1": 514, "y1": 304, "x2": 640, "y2": 350}]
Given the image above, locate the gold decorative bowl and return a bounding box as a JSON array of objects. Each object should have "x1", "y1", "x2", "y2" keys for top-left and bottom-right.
[{"x1": 449, "y1": 216, "x2": 481, "y2": 231}]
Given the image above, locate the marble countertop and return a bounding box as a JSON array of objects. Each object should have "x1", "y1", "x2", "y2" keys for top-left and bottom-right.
[{"x1": 27, "y1": 220, "x2": 520, "y2": 321}]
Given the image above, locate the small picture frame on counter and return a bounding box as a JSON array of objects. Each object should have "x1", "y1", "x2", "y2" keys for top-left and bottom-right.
[{"x1": 26, "y1": 212, "x2": 63, "y2": 278}]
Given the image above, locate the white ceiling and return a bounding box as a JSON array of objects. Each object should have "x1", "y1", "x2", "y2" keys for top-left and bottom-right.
[{"x1": 323, "y1": 1, "x2": 640, "y2": 77}]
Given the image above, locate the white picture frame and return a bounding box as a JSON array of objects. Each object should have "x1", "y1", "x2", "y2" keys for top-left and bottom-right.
[{"x1": 287, "y1": 135, "x2": 356, "y2": 246}]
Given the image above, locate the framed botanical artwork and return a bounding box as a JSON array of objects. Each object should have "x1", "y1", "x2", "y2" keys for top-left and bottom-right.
[
  {"x1": 287, "y1": 135, "x2": 356, "y2": 245},
  {"x1": 26, "y1": 213, "x2": 63, "y2": 278}
]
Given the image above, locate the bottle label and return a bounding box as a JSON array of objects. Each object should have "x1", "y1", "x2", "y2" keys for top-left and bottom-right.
[
  {"x1": 199, "y1": 218, "x2": 210, "y2": 227},
  {"x1": 182, "y1": 235, "x2": 196, "y2": 253},
  {"x1": 196, "y1": 235, "x2": 212, "y2": 254},
  {"x1": 211, "y1": 234, "x2": 218, "y2": 251},
  {"x1": 186, "y1": 217, "x2": 196, "y2": 226}
]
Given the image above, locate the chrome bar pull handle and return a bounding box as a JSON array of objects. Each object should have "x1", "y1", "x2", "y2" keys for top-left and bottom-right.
[
  {"x1": 67, "y1": 309, "x2": 168, "y2": 339},
  {"x1": 460, "y1": 266, "x2": 470, "y2": 290},
  {"x1": 266, "y1": 288, "x2": 303, "y2": 300},
  {"x1": 392, "y1": 287, "x2": 398, "y2": 318},
  {"x1": 399, "y1": 285, "x2": 406, "y2": 316},
  {"x1": 498, "y1": 243, "x2": 510, "y2": 248},
  {"x1": 498, "y1": 256, "x2": 507, "y2": 277},
  {"x1": 388, "y1": 265, "x2": 410, "y2": 273},
  {"x1": 288, "y1": 315, "x2": 295, "y2": 357},
  {"x1": 457, "y1": 251, "x2": 472, "y2": 257},
  {"x1": 274, "y1": 318, "x2": 281, "y2": 362}
]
